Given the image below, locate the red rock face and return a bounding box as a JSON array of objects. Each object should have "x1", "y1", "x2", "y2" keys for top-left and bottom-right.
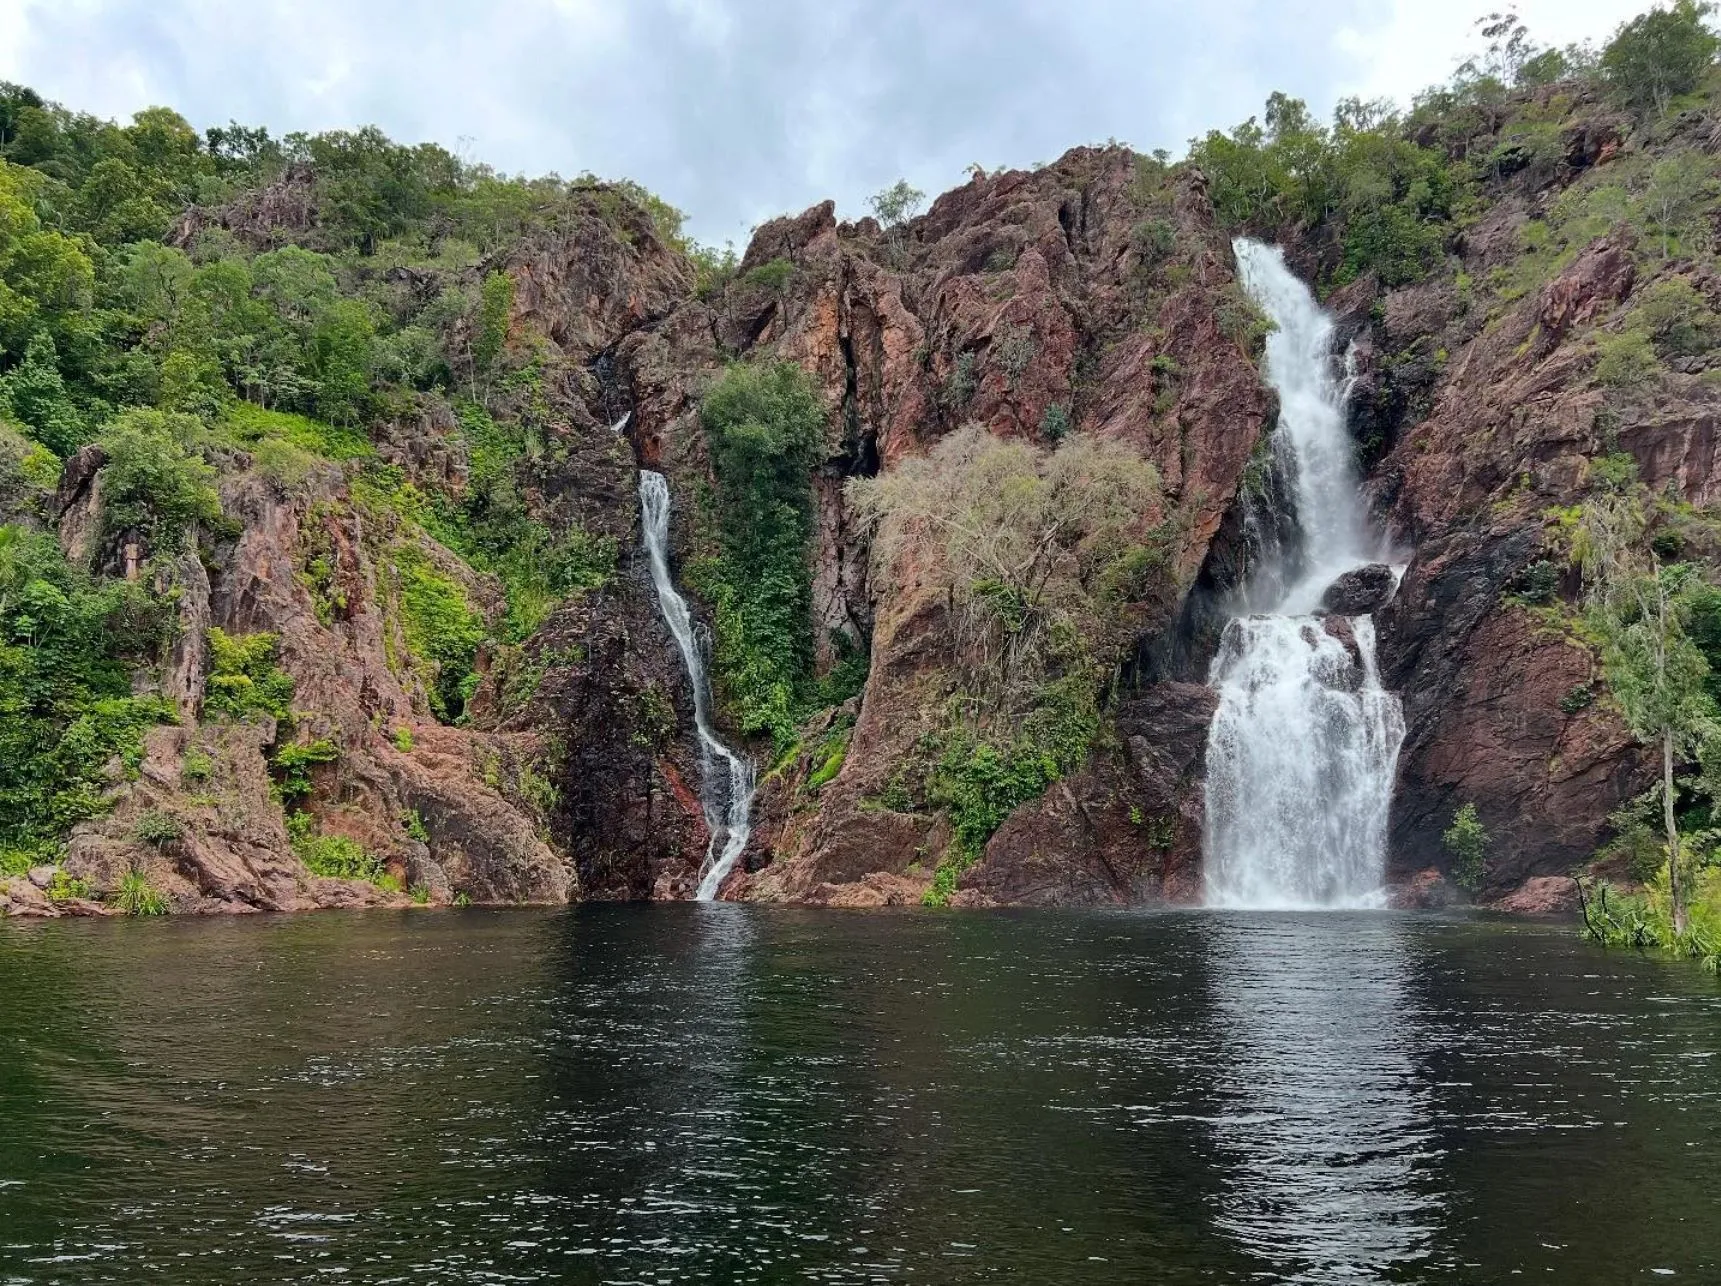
[{"x1": 636, "y1": 151, "x2": 1274, "y2": 907}]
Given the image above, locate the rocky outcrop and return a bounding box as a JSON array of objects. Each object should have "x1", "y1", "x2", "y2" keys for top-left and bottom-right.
[
  {"x1": 1320, "y1": 563, "x2": 1398, "y2": 615},
  {"x1": 955, "y1": 683, "x2": 1218, "y2": 906}
]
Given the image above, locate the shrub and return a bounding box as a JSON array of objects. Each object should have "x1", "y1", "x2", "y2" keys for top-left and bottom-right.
[
  {"x1": 292, "y1": 828, "x2": 383, "y2": 882},
  {"x1": 115, "y1": 871, "x2": 169, "y2": 916},
  {"x1": 392, "y1": 725, "x2": 414, "y2": 753},
  {"x1": 402, "y1": 808, "x2": 430, "y2": 842},
  {"x1": 1130, "y1": 218, "x2": 1177, "y2": 266},
  {"x1": 739, "y1": 257, "x2": 795, "y2": 293},
  {"x1": 992, "y1": 326, "x2": 1036, "y2": 383},
  {"x1": 47, "y1": 869, "x2": 93, "y2": 902},
  {"x1": 1039, "y1": 403, "x2": 1072, "y2": 442},
  {"x1": 181, "y1": 748, "x2": 214, "y2": 779},
  {"x1": 848, "y1": 426, "x2": 1164, "y2": 703},
  {"x1": 1635, "y1": 278, "x2": 1720, "y2": 357},
  {"x1": 97, "y1": 409, "x2": 222, "y2": 544},
  {"x1": 1593, "y1": 330, "x2": 1660, "y2": 387},
  {"x1": 943, "y1": 351, "x2": 979, "y2": 408},
  {"x1": 272, "y1": 738, "x2": 338, "y2": 801},
  {"x1": 132, "y1": 809, "x2": 182, "y2": 848},
  {"x1": 204, "y1": 628, "x2": 295, "y2": 720},
  {"x1": 1443, "y1": 802, "x2": 1490, "y2": 892}
]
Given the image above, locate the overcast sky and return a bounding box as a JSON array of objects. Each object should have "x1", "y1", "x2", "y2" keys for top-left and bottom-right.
[{"x1": 0, "y1": 0, "x2": 1655, "y2": 244}]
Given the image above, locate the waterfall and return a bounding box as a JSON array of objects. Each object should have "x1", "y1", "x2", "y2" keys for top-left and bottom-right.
[
  {"x1": 1202, "y1": 241, "x2": 1406, "y2": 910},
  {"x1": 638, "y1": 470, "x2": 756, "y2": 901}
]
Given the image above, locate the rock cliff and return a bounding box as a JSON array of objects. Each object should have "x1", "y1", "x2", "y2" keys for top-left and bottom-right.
[{"x1": 7, "y1": 68, "x2": 1719, "y2": 916}]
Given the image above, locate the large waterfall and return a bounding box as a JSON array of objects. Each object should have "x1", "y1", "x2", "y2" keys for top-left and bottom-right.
[
  {"x1": 638, "y1": 470, "x2": 756, "y2": 901},
  {"x1": 1202, "y1": 241, "x2": 1406, "y2": 910}
]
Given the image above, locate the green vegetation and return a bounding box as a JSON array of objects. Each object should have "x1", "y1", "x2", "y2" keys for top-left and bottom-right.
[
  {"x1": 204, "y1": 628, "x2": 295, "y2": 720},
  {"x1": 688, "y1": 361, "x2": 828, "y2": 749},
  {"x1": 286, "y1": 811, "x2": 384, "y2": 882},
  {"x1": 115, "y1": 870, "x2": 169, "y2": 915},
  {"x1": 868, "y1": 179, "x2": 925, "y2": 229},
  {"x1": 271, "y1": 738, "x2": 338, "y2": 802},
  {"x1": 46, "y1": 870, "x2": 92, "y2": 902},
  {"x1": 1601, "y1": 1, "x2": 1719, "y2": 117},
  {"x1": 0, "y1": 524, "x2": 171, "y2": 869},
  {"x1": 739, "y1": 257, "x2": 795, "y2": 293},
  {"x1": 1443, "y1": 802, "x2": 1490, "y2": 892},
  {"x1": 1561, "y1": 456, "x2": 1721, "y2": 950},
  {"x1": 97, "y1": 409, "x2": 222, "y2": 543},
  {"x1": 390, "y1": 546, "x2": 484, "y2": 721},
  {"x1": 849, "y1": 426, "x2": 1170, "y2": 902},
  {"x1": 1188, "y1": 91, "x2": 1464, "y2": 287},
  {"x1": 132, "y1": 809, "x2": 182, "y2": 848}
]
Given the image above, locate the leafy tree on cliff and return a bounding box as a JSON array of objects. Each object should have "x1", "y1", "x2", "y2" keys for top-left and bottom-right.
[
  {"x1": 1602, "y1": 1, "x2": 1720, "y2": 118},
  {"x1": 692, "y1": 361, "x2": 828, "y2": 748},
  {"x1": 1564, "y1": 461, "x2": 1720, "y2": 937}
]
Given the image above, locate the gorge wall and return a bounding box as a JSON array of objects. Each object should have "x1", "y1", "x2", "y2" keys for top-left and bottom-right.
[{"x1": 5, "y1": 63, "x2": 1719, "y2": 916}]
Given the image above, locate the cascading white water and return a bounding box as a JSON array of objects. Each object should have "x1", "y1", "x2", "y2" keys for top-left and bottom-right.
[
  {"x1": 638, "y1": 470, "x2": 756, "y2": 901},
  {"x1": 1203, "y1": 241, "x2": 1406, "y2": 910}
]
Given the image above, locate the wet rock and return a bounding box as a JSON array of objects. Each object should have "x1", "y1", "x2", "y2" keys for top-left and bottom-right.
[
  {"x1": 954, "y1": 683, "x2": 1219, "y2": 907},
  {"x1": 1388, "y1": 869, "x2": 1453, "y2": 909},
  {"x1": 1320, "y1": 564, "x2": 1397, "y2": 615},
  {"x1": 1488, "y1": 875, "x2": 1580, "y2": 916}
]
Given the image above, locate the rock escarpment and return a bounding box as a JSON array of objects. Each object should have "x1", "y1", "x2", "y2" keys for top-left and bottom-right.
[{"x1": 9, "y1": 72, "x2": 1718, "y2": 916}]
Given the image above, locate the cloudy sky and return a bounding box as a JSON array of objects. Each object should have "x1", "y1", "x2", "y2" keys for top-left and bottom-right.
[{"x1": 0, "y1": 0, "x2": 1653, "y2": 244}]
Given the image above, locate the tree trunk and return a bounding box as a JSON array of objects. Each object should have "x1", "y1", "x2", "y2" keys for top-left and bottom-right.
[{"x1": 1664, "y1": 725, "x2": 1688, "y2": 938}]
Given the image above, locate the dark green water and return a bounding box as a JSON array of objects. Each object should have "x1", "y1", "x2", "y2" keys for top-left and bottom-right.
[{"x1": 1, "y1": 906, "x2": 1718, "y2": 1284}]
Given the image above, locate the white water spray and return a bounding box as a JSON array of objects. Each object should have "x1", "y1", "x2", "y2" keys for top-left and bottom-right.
[
  {"x1": 1202, "y1": 241, "x2": 1406, "y2": 909},
  {"x1": 638, "y1": 470, "x2": 756, "y2": 901}
]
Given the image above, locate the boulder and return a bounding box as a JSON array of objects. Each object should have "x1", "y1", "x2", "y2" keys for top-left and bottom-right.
[{"x1": 1320, "y1": 563, "x2": 1398, "y2": 616}]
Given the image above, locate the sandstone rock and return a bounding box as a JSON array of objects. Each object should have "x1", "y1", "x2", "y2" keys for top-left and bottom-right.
[
  {"x1": 1320, "y1": 563, "x2": 1397, "y2": 615},
  {"x1": 1488, "y1": 875, "x2": 1580, "y2": 916},
  {"x1": 956, "y1": 683, "x2": 1218, "y2": 906}
]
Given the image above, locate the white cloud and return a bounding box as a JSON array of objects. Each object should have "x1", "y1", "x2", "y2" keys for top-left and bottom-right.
[
  {"x1": 0, "y1": 0, "x2": 1659, "y2": 243},
  {"x1": 1333, "y1": 0, "x2": 1644, "y2": 109}
]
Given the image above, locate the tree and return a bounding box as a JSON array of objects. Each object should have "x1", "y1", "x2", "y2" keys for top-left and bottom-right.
[
  {"x1": 1602, "y1": 1, "x2": 1720, "y2": 118},
  {"x1": 96, "y1": 408, "x2": 222, "y2": 547},
  {"x1": 848, "y1": 424, "x2": 1163, "y2": 702},
  {"x1": 694, "y1": 361, "x2": 829, "y2": 745},
  {"x1": 868, "y1": 179, "x2": 925, "y2": 229},
  {"x1": 1565, "y1": 463, "x2": 1719, "y2": 935},
  {"x1": 0, "y1": 331, "x2": 84, "y2": 454},
  {"x1": 1443, "y1": 803, "x2": 1490, "y2": 891}
]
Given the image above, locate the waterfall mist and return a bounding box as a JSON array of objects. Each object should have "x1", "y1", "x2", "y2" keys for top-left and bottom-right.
[
  {"x1": 1202, "y1": 241, "x2": 1406, "y2": 910},
  {"x1": 638, "y1": 470, "x2": 756, "y2": 901}
]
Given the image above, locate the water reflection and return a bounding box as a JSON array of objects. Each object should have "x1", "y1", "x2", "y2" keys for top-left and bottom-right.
[{"x1": 1203, "y1": 913, "x2": 1442, "y2": 1282}]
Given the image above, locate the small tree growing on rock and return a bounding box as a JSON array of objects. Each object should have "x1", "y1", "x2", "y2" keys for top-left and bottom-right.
[
  {"x1": 1443, "y1": 802, "x2": 1490, "y2": 892},
  {"x1": 847, "y1": 424, "x2": 1164, "y2": 707},
  {"x1": 1563, "y1": 459, "x2": 1720, "y2": 936}
]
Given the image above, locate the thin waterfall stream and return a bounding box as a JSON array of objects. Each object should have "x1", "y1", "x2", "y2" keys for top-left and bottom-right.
[
  {"x1": 638, "y1": 470, "x2": 756, "y2": 901},
  {"x1": 1202, "y1": 241, "x2": 1406, "y2": 909}
]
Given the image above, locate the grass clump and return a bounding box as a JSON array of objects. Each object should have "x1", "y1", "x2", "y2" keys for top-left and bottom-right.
[{"x1": 115, "y1": 871, "x2": 169, "y2": 916}]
